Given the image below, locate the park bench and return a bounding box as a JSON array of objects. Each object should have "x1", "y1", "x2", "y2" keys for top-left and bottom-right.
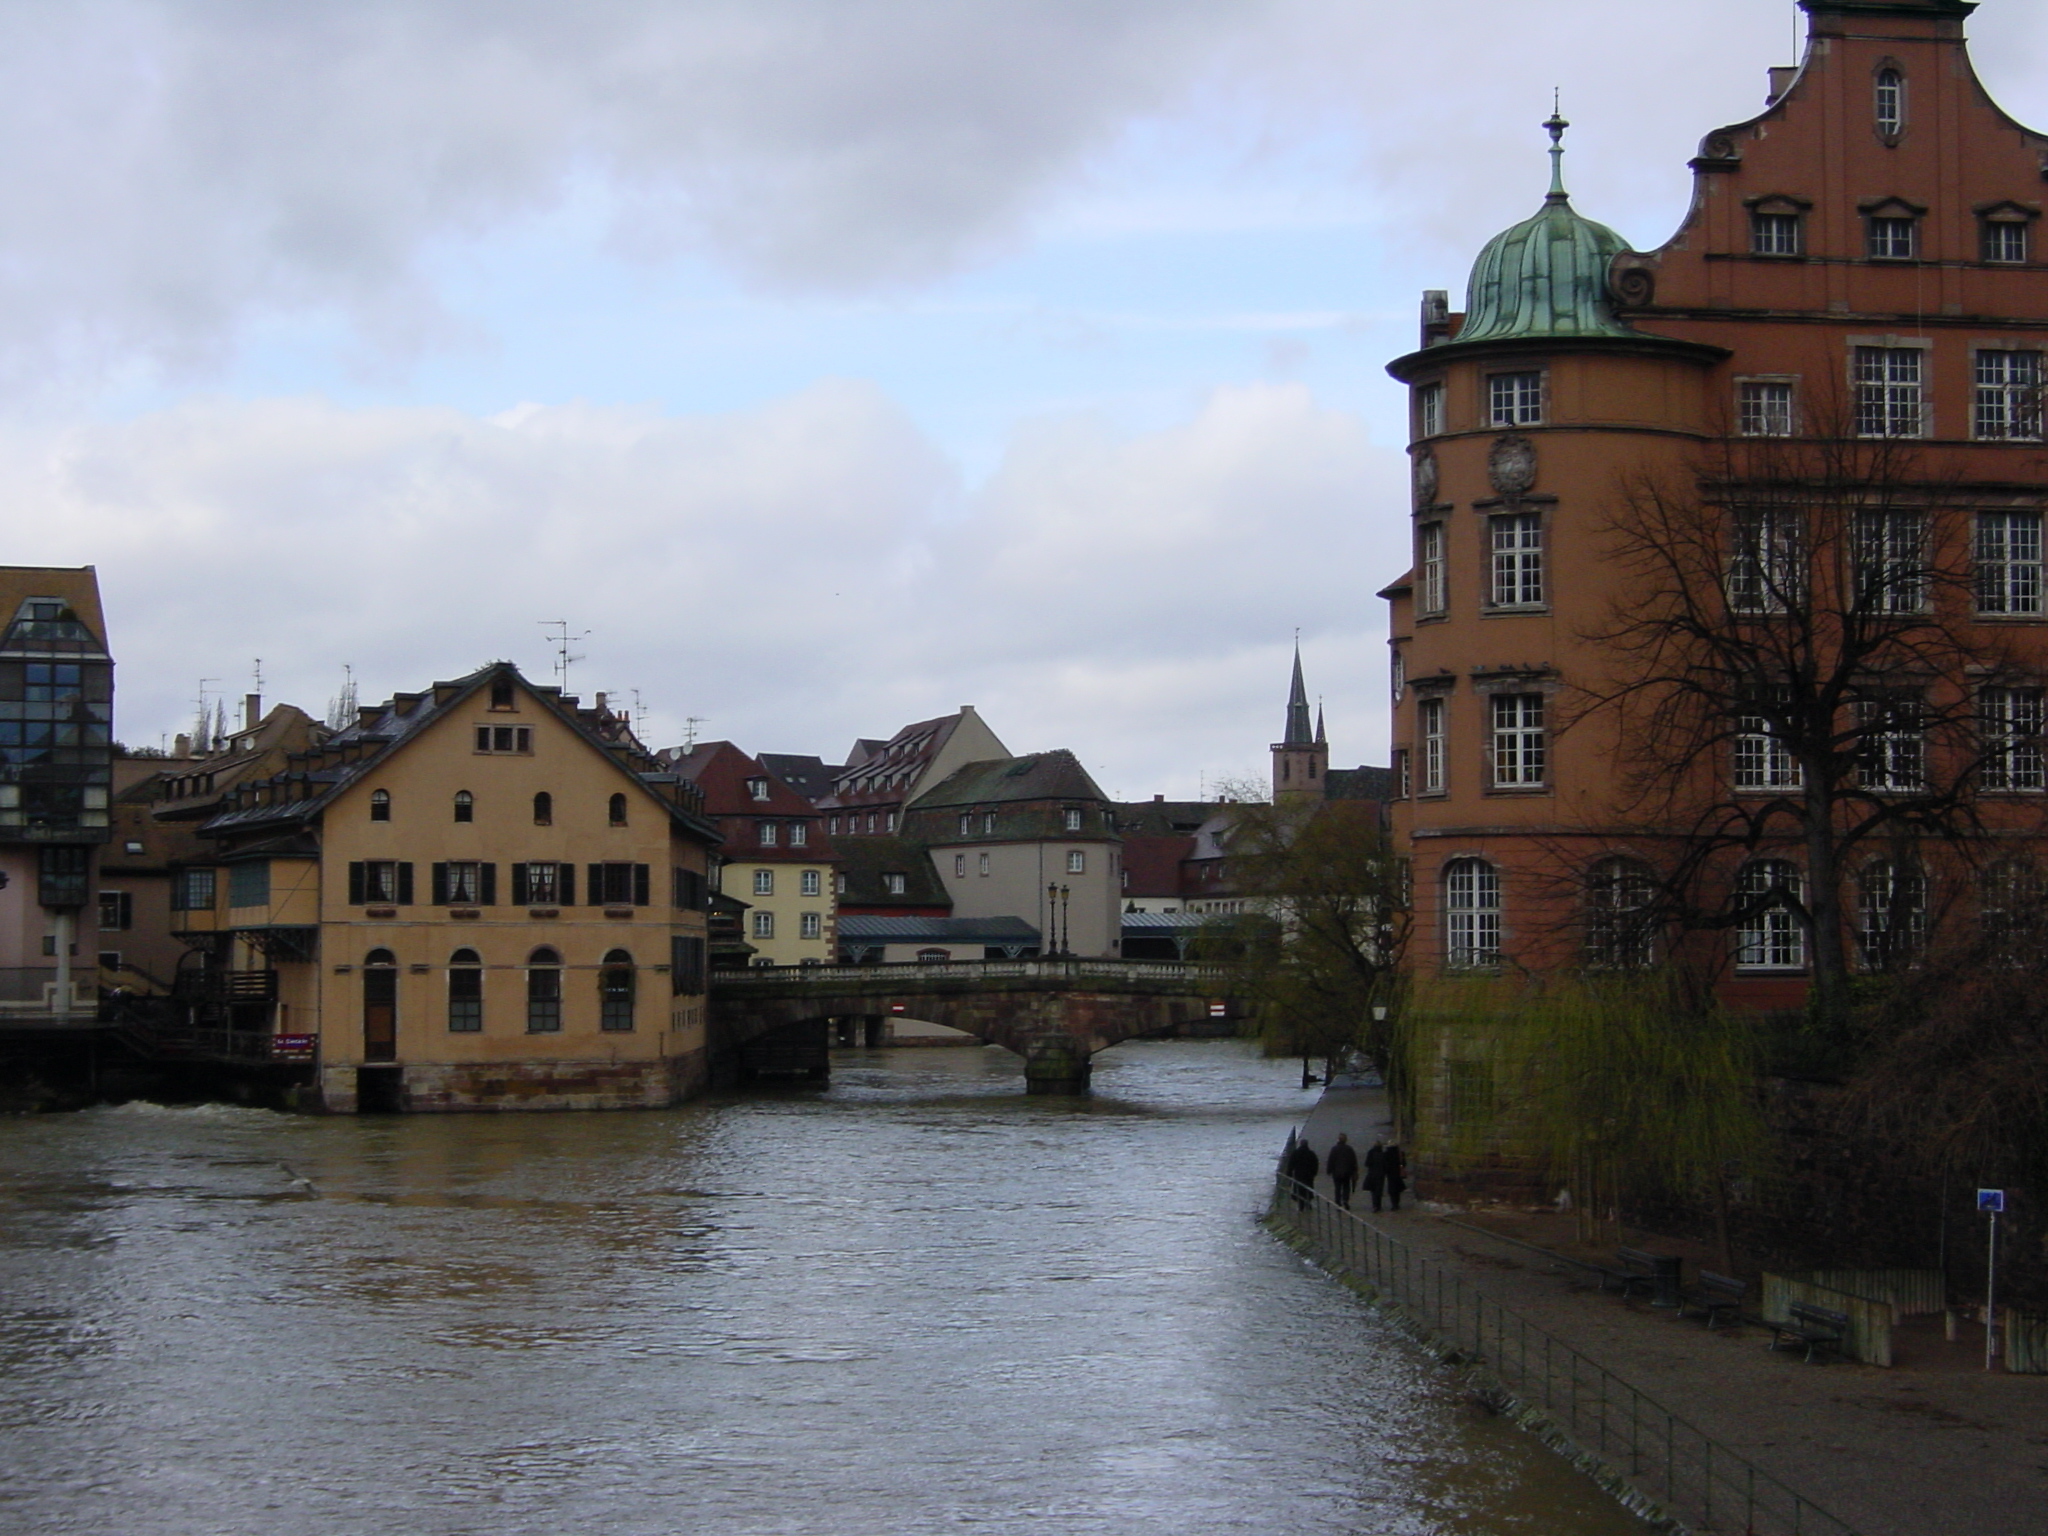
[
  {"x1": 1769, "y1": 1301, "x2": 1849, "y2": 1363},
  {"x1": 1596, "y1": 1246, "x2": 1683, "y2": 1308},
  {"x1": 1680, "y1": 1270, "x2": 1748, "y2": 1330}
]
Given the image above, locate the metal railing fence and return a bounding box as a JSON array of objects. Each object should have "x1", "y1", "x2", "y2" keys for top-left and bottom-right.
[{"x1": 1271, "y1": 1178, "x2": 1859, "y2": 1536}]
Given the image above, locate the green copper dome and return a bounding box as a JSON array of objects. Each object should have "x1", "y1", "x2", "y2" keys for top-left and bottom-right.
[{"x1": 1455, "y1": 113, "x2": 1636, "y2": 346}]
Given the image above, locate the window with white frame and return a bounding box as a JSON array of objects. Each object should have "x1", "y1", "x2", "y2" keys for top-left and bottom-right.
[
  {"x1": 1736, "y1": 861, "x2": 1805, "y2": 969},
  {"x1": 1973, "y1": 350, "x2": 2041, "y2": 440},
  {"x1": 981, "y1": 812, "x2": 996, "y2": 834},
  {"x1": 1419, "y1": 697, "x2": 1446, "y2": 794},
  {"x1": 1854, "y1": 346, "x2": 1925, "y2": 437},
  {"x1": 800, "y1": 912, "x2": 822, "y2": 940},
  {"x1": 753, "y1": 868, "x2": 774, "y2": 896},
  {"x1": 1489, "y1": 514, "x2": 1544, "y2": 607},
  {"x1": 1857, "y1": 694, "x2": 1925, "y2": 792},
  {"x1": 759, "y1": 821, "x2": 779, "y2": 847},
  {"x1": 954, "y1": 853, "x2": 967, "y2": 877},
  {"x1": 1750, "y1": 210, "x2": 1801, "y2": 256},
  {"x1": 1443, "y1": 858, "x2": 1501, "y2": 969},
  {"x1": 1875, "y1": 67, "x2": 1904, "y2": 136},
  {"x1": 752, "y1": 911, "x2": 775, "y2": 939},
  {"x1": 801, "y1": 868, "x2": 822, "y2": 896},
  {"x1": 1857, "y1": 859, "x2": 1925, "y2": 971},
  {"x1": 1488, "y1": 371, "x2": 1543, "y2": 427},
  {"x1": 1063, "y1": 808, "x2": 1083, "y2": 831},
  {"x1": 1585, "y1": 858, "x2": 1657, "y2": 969},
  {"x1": 1391, "y1": 647, "x2": 1405, "y2": 704},
  {"x1": 1738, "y1": 380, "x2": 1795, "y2": 437},
  {"x1": 1728, "y1": 506, "x2": 1802, "y2": 612},
  {"x1": 977, "y1": 853, "x2": 990, "y2": 876},
  {"x1": 1980, "y1": 685, "x2": 2046, "y2": 791},
  {"x1": 1490, "y1": 693, "x2": 1546, "y2": 787},
  {"x1": 1734, "y1": 698, "x2": 1804, "y2": 790},
  {"x1": 1067, "y1": 850, "x2": 1086, "y2": 874},
  {"x1": 1418, "y1": 522, "x2": 1447, "y2": 615},
  {"x1": 1982, "y1": 859, "x2": 2042, "y2": 963},
  {"x1": 1853, "y1": 510, "x2": 1927, "y2": 613},
  {"x1": 883, "y1": 872, "x2": 907, "y2": 895},
  {"x1": 958, "y1": 813, "x2": 972, "y2": 836},
  {"x1": 1983, "y1": 217, "x2": 2030, "y2": 265},
  {"x1": 1866, "y1": 216, "x2": 1916, "y2": 260},
  {"x1": 1416, "y1": 382, "x2": 1444, "y2": 437},
  {"x1": 789, "y1": 822, "x2": 808, "y2": 847},
  {"x1": 746, "y1": 777, "x2": 770, "y2": 801},
  {"x1": 1977, "y1": 511, "x2": 2043, "y2": 614}
]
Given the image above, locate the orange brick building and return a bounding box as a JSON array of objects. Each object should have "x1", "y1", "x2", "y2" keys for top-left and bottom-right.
[{"x1": 1384, "y1": 0, "x2": 2048, "y2": 1003}]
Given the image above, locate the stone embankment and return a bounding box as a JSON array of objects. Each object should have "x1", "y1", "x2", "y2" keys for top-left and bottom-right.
[{"x1": 1279, "y1": 1084, "x2": 2045, "y2": 1536}]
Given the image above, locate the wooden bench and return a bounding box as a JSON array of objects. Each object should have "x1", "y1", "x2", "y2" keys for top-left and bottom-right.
[
  {"x1": 1681, "y1": 1270, "x2": 1748, "y2": 1330},
  {"x1": 1769, "y1": 1301, "x2": 1849, "y2": 1363},
  {"x1": 1596, "y1": 1246, "x2": 1682, "y2": 1307}
]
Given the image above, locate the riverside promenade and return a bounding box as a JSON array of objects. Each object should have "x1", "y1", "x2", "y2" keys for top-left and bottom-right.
[{"x1": 1287, "y1": 1083, "x2": 2045, "y2": 1536}]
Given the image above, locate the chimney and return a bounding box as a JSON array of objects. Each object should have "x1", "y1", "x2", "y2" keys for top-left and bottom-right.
[
  {"x1": 174, "y1": 733, "x2": 192, "y2": 758},
  {"x1": 1421, "y1": 289, "x2": 1451, "y2": 347},
  {"x1": 1154, "y1": 794, "x2": 1165, "y2": 802},
  {"x1": 244, "y1": 693, "x2": 262, "y2": 731},
  {"x1": 594, "y1": 691, "x2": 607, "y2": 714}
]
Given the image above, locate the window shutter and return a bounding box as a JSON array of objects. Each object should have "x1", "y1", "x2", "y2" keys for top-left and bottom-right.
[
  {"x1": 431, "y1": 863, "x2": 449, "y2": 906},
  {"x1": 671, "y1": 935, "x2": 686, "y2": 996},
  {"x1": 589, "y1": 863, "x2": 604, "y2": 905},
  {"x1": 348, "y1": 862, "x2": 365, "y2": 905},
  {"x1": 397, "y1": 862, "x2": 414, "y2": 905},
  {"x1": 511, "y1": 863, "x2": 529, "y2": 906},
  {"x1": 672, "y1": 867, "x2": 684, "y2": 909},
  {"x1": 480, "y1": 863, "x2": 497, "y2": 906},
  {"x1": 634, "y1": 864, "x2": 650, "y2": 907},
  {"x1": 559, "y1": 862, "x2": 575, "y2": 907}
]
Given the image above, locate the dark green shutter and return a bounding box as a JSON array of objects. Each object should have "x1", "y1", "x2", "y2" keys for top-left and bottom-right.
[
  {"x1": 480, "y1": 863, "x2": 496, "y2": 906},
  {"x1": 588, "y1": 863, "x2": 604, "y2": 904},
  {"x1": 397, "y1": 862, "x2": 414, "y2": 905},
  {"x1": 559, "y1": 862, "x2": 575, "y2": 906},
  {"x1": 511, "y1": 863, "x2": 529, "y2": 905},
  {"x1": 634, "y1": 864, "x2": 650, "y2": 907},
  {"x1": 431, "y1": 863, "x2": 448, "y2": 906},
  {"x1": 348, "y1": 862, "x2": 365, "y2": 905}
]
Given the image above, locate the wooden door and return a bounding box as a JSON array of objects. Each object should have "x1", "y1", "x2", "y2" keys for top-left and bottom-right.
[{"x1": 363, "y1": 966, "x2": 397, "y2": 1062}]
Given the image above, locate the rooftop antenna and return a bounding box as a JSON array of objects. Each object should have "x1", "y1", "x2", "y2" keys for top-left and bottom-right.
[
  {"x1": 539, "y1": 620, "x2": 588, "y2": 695},
  {"x1": 252, "y1": 657, "x2": 263, "y2": 693},
  {"x1": 682, "y1": 716, "x2": 706, "y2": 752},
  {"x1": 193, "y1": 678, "x2": 219, "y2": 752}
]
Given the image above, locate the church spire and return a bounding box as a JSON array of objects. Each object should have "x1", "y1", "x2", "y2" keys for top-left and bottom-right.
[
  {"x1": 1283, "y1": 643, "x2": 1314, "y2": 746},
  {"x1": 1315, "y1": 701, "x2": 1326, "y2": 745}
]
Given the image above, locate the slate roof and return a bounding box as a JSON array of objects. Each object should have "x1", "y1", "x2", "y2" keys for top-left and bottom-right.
[
  {"x1": 836, "y1": 914, "x2": 1039, "y2": 944},
  {"x1": 831, "y1": 835, "x2": 950, "y2": 909},
  {"x1": 1115, "y1": 799, "x2": 1219, "y2": 836},
  {"x1": 909, "y1": 750, "x2": 1107, "y2": 812},
  {"x1": 757, "y1": 753, "x2": 836, "y2": 804},
  {"x1": 1326, "y1": 766, "x2": 1394, "y2": 802}
]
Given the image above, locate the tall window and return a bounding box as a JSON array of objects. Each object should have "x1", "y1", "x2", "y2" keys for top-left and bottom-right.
[
  {"x1": 1490, "y1": 694, "x2": 1546, "y2": 787},
  {"x1": 1489, "y1": 514, "x2": 1544, "y2": 607},
  {"x1": 525, "y1": 949, "x2": 561, "y2": 1033},
  {"x1": 1416, "y1": 382, "x2": 1444, "y2": 437},
  {"x1": 1857, "y1": 861, "x2": 1925, "y2": 971},
  {"x1": 800, "y1": 912, "x2": 823, "y2": 940},
  {"x1": 958, "y1": 813, "x2": 972, "y2": 836},
  {"x1": 1875, "y1": 67, "x2": 1904, "y2": 136},
  {"x1": 752, "y1": 911, "x2": 776, "y2": 940},
  {"x1": 1063, "y1": 808, "x2": 1083, "y2": 831},
  {"x1": 433, "y1": 860, "x2": 486, "y2": 906},
  {"x1": 1585, "y1": 858, "x2": 1657, "y2": 969},
  {"x1": 1981, "y1": 686, "x2": 2046, "y2": 791},
  {"x1": 1983, "y1": 218, "x2": 2030, "y2": 265},
  {"x1": 1750, "y1": 210, "x2": 1801, "y2": 256},
  {"x1": 599, "y1": 950, "x2": 635, "y2": 1032},
  {"x1": 954, "y1": 853, "x2": 967, "y2": 877},
  {"x1": 1418, "y1": 522, "x2": 1447, "y2": 615},
  {"x1": 1982, "y1": 860, "x2": 2042, "y2": 963},
  {"x1": 1734, "y1": 699, "x2": 1804, "y2": 790},
  {"x1": 759, "y1": 821, "x2": 779, "y2": 847},
  {"x1": 1977, "y1": 511, "x2": 2044, "y2": 614},
  {"x1": 1738, "y1": 380, "x2": 1794, "y2": 437},
  {"x1": 1728, "y1": 507, "x2": 1802, "y2": 612},
  {"x1": 447, "y1": 949, "x2": 483, "y2": 1033},
  {"x1": 362, "y1": 949, "x2": 398, "y2": 1062},
  {"x1": 1853, "y1": 510, "x2": 1927, "y2": 614},
  {"x1": 789, "y1": 822, "x2": 808, "y2": 848},
  {"x1": 1866, "y1": 216, "x2": 1916, "y2": 260},
  {"x1": 801, "y1": 869, "x2": 822, "y2": 897},
  {"x1": 608, "y1": 792, "x2": 628, "y2": 826},
  {"x1": 753, "y1": 868, "x2": 774, "y2": 896},
  {"x1": 533, "y1": 791, "x2": 552, "y2": 825},
  {"x1": 1419, "y1": 697, "x2": 1446, "y2": 794},
  {"x1": 1855, "y1": 346, "x2": 1924, "y2": 437},
  {"x1": 369, "y1": 789, "x2": 391, "y2": 822},
  {"x1": 1444, "y1": 859, "x2": 1501, "y2": 969},
  {"x1": 513, "y1": 861, "x2": 567, "y2": 906},
  {"x1": 1973, "y1": 350, "x2": 2041, "y2": 441},
  {"x1": 1735, "y1": 861, "x2": 1805, "y2": 970},
  {"x1": 1067, "y1": 850, "x2": 1086, "y2": 874},
  {"x1": 1488, "y1": 371, "x2": 1543, "y2": 427},
  {"x1": 1857, "y1": 694, "x2": 1925, "y2": 792},
  {"x1": 453, "y1": 790, "x2": 473, "y2": 823}
]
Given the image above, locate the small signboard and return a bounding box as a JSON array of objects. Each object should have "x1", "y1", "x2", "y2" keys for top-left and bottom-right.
[
  {"x1": 1978, "y1": 1189, "x2": 2006, "y2": 1213},
  {"x1": 1209, "y1": 1001, "x2": 1229, "y2": 1018},
  {"x1": 270, "y1": 1034, "x2": 317, "y2": 1062}
]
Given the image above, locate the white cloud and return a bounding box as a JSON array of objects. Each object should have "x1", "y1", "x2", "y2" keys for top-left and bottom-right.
[{"x1": 0, "y1": 379, "x2": 1398, "y2": 796}]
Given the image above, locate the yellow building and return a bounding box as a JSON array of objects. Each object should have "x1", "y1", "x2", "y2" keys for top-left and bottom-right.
[
  {"x1": 668, "y1": 740, "x2": 837, "y2": 966},
  {"x1": 176, "y1": 663, "x2": 718, "y2": 1112}
]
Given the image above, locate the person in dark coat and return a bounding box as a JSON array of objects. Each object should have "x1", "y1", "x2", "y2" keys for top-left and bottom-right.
[
  {"x1": 1383, "y1": 1143, "x2": 1408, "y2": 1211},
  {"x1": 1324, "y1": 1132, "x2": 1360, "y2": 1209},
  {"x1": 1285, "y1": 1137, "x2": 1319, "y2": 1208},
  {"x1": 1363, "y1": 1139, "x2": 1387, "y2": 1212}
]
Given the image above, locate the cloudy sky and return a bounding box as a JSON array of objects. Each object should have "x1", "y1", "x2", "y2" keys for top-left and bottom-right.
[{"x1": 11, "y1": 0, "x2": 2048, "y2": 799}]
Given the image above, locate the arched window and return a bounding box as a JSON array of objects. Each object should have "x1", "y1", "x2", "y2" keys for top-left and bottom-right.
[
  {"x1": 447, "y1": 947, "x2": 483, "y2": 1032},
  {"x1": 1858, "y1": 860, "x2": 1925, "y2": 971},
  {"x1": 1585, "y1": 857, "x2": 1657, "y2": 969},
  {"x1": 453, "y1": 790, "x2": 474, "y2": 824},
  {"x1": 533, "y1": 791, "x2": 552, "y2": 826},
  {"x1": 598, "y1": 948, "x2": 635, "y2": 1032},
  {"x1": 1875, "y1": 66, "x2": 1904, "y2": 137},
  {"x1": 369, "y1": 789, "x2": 391, "y2": 823},
  {"x1": 609, "y1": 792, "x2": 628, "y2": 826},
  {"x1": 1443, "y1": 858, "x2": 1501, "y2": 969},
  {"x1": 1735, "y1": 861, "x2": 1805, "y2": 970},
  {"x1": 363, "y1": 948, "x2": 398, "y2": 1060},
  {"x1": 526, "y1": 947, "x2": 562, "y2": 1034}
]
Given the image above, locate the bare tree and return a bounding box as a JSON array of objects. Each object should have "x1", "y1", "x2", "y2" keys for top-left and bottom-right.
[{"x1": 1573, "y1": 402, "x2": 2045, "y2": 1025}]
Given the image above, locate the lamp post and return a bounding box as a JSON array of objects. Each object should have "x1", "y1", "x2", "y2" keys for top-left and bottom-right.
[
  {"x1": 1060, "y1": 884, "x2": 1071, "y2": 954},
  {"x1": 1046, "y1": 883, "x2": 1060, "y2": 957}
]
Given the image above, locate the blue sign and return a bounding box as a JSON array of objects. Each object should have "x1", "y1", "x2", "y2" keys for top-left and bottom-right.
[{"x1": 1978, "y1": 1189, "x2": 2006, "y2": 1213}]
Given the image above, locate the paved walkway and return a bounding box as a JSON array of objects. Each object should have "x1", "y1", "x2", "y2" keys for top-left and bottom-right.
[{"x1": 1287, "y1": 1087, "x2": 2047, "y2": 1536}]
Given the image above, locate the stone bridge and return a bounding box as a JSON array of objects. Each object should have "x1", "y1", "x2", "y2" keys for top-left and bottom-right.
[{"x1": 708, "y1": 958, "x2": 1234, "y2": 1093}]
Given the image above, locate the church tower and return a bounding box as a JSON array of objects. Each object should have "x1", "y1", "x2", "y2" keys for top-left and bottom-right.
[{"x1": 1271, "y1": 645, "x2": 1328, "y2": 802}]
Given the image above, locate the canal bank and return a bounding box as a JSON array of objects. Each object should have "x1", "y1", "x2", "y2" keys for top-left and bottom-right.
[{"x1": 1280, "y1": 1085, "x2": 2046, "y2": 1536}]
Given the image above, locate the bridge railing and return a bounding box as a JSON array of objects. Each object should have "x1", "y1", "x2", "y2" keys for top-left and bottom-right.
[{"x1": 711, "y1": 958, "x2": 1229, "y2": 990}]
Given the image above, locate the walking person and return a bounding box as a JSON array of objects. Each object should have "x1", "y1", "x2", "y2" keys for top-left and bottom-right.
[
  {"x1": 1363, "y1": 1139, "x2": 1387, "y2": 1213},
  {"x1": 1325, "y1": 1133, "x2": 1359, "y2": 1210},
  {"x1": 1285, "y1": 1135, "x2": 1319, "y2": 1209},
  {"x1": 1383, "y1": 1143, "x2": 1407, "y2": 1212}
]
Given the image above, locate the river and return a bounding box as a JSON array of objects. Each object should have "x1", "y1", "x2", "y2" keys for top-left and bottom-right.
[{"x1": 0, "y1": 1039, "x2": 1643, "y2": 1535}]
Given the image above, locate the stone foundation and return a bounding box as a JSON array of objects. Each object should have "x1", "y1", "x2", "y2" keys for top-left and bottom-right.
[{"x1": 316, "y1": 1049, "x2": 709, "y2": 1113}]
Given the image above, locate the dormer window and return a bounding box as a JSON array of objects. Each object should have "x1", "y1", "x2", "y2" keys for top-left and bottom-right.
[
  {"x1": 489, "y1": 680, "x2": 515, "y2": 710},
  {"x1": 1875, "y1": 67, "x2": 1904, "y2": 139},
  {"x1": 759, "y1": 821, "x2": 779, "y2": 847},
  {"x1": 746, "y1": 777, "x2": 770, "y2": 801},
  {"x1": 1063, "y1": 808, "x2": 1083, "y2": 831}
]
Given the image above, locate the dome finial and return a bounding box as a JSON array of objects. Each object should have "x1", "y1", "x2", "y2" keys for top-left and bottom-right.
[{"x1": 1545, "y1": 92, "x2": 1570, "y2": 201}]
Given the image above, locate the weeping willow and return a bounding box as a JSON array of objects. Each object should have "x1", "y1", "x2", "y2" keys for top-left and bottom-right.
[{"x1": 1406, "y1": 973, "x2": 1769, "y2": 1253}]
